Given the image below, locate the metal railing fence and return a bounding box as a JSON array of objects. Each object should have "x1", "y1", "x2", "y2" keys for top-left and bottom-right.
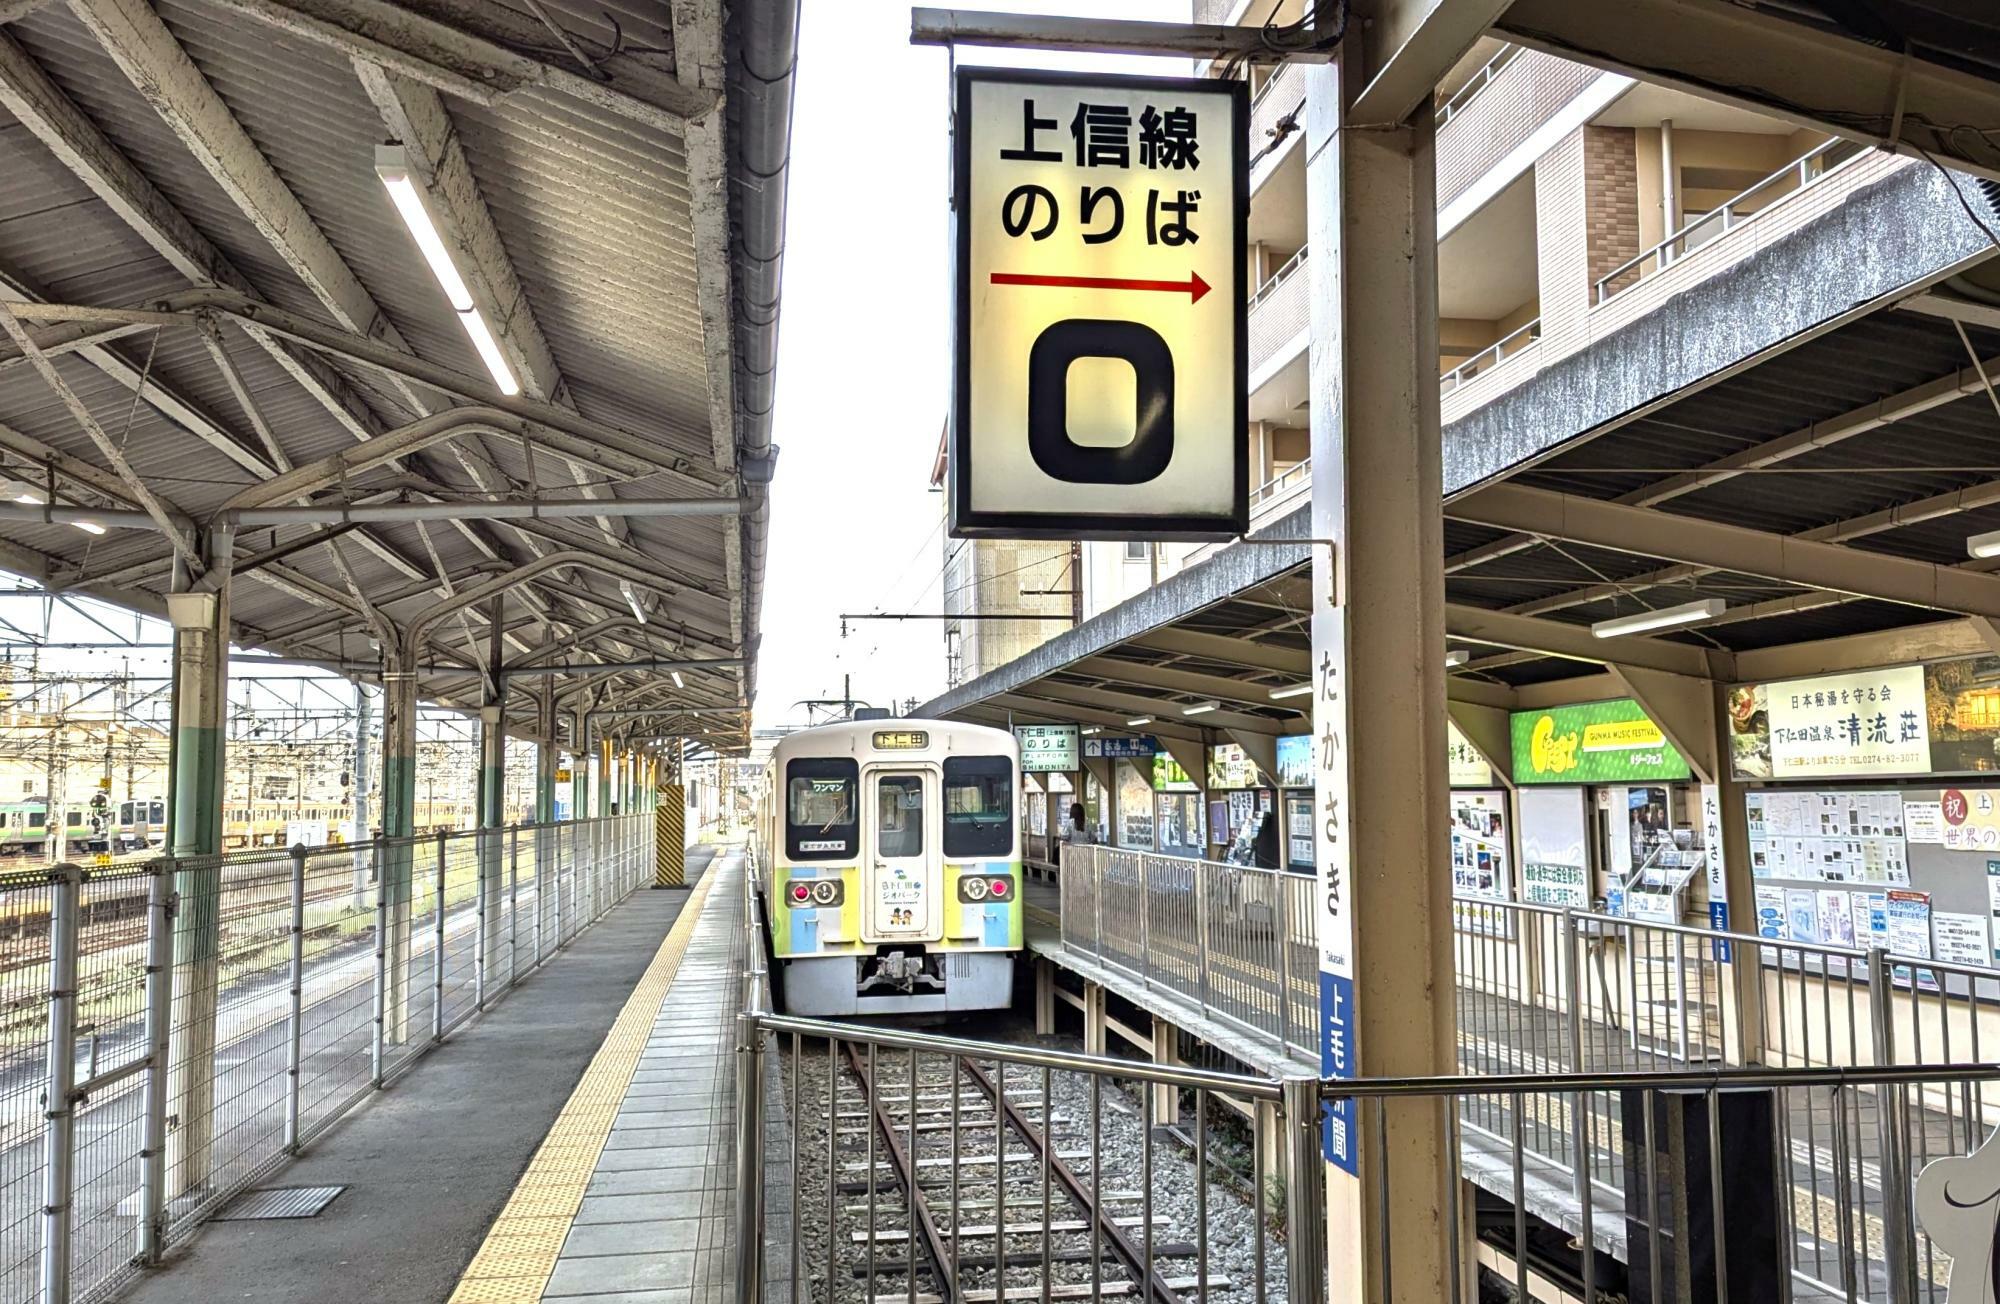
[
  {"x1": 1058, "y1": 846, "x2": 2000, "y2": 1301},
  {"x1": 0, "y1": 811, "x2": 653, "y2": 1304},
  {"x1": 1060, "y1": 845, "x2": 1317, "y2": 1060}
]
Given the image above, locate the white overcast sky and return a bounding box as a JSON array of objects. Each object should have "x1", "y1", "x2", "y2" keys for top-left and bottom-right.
[{"x1": 754, "y1": 0, "x2": 1185, "y2": 730}]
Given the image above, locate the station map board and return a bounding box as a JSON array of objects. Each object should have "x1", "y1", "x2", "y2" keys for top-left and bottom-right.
[{"x1": 952, "y1": 68, "x2": 1247, "y2": 539}]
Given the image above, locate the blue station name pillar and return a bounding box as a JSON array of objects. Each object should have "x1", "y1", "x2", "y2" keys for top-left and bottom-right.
[
  {"x1": 163, "y1": 527, "x2": 233, "y2": 1197},
  {"x1": 1304, "y1": 39, "x2": 1455, "y2": 1300}
]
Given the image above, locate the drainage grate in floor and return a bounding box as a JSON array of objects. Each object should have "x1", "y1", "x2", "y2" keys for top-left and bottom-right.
[{"x1": 213, "y1": 1185, "x2": 346, "y2": 1220}]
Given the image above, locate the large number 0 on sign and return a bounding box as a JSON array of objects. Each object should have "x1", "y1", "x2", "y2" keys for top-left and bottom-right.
[{"x1": 951, "y1": 68, "x2": 1248, "y2": 541}]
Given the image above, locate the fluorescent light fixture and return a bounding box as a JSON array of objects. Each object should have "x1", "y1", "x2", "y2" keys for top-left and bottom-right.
[
  {"x1": 1268, "y1": 683, "x2": 1311, "y2": 700},
  {"x1": 671, "y1": 670, "x2": 685, "y2": 689},
  {"x1": 1971, "y1": 529, "x2": 2000, "y2": 559},
  {"x1": 375, "y1": 145, "x2": 521, "y2": 397},
  {"x1": 71, "y1": 521, "x2": 105, "y2": 536},
  {"x1": 15, "y1": 493, "x2": 41, "y2": 506},
  {"x1": 621, "y1": 581, "x2": 647, "y2": 625},
  {"x1": 1590, "y1": 598, "x2": 1727, "y2": 639},
  {"x1": 1124, "y1": 716, "x2": 1153, "y2": 727},
  {"x1": 1080, "y1": 726, "x2": 1101, "y2": 736},
  {"x1": 1181, "y1": 700, "x2": 1219, "y2": 716},
  {"x1": 1445, "y1": 649, "x2": 1469, "y2": 668}
]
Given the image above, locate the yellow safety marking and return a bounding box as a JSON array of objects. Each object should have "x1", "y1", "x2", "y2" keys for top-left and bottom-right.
[
  {"x1": 446, "y1": 861, "x2": 720, "y2": 1303},
  {"x1": 654, "y1": 789, "x2": 686, "y2": 886}
]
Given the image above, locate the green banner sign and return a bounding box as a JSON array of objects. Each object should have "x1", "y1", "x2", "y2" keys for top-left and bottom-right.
[{"x1": 1510, "y1": 699, "x2": 1691, "y2": 785}]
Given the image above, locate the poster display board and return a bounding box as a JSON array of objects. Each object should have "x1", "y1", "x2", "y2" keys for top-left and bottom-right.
[
  {"x1": 1115, "y1": 762, "x2": 1154, "y2": 850},
  {"x1": 1446, "y1": 722, "x2": 1492, "y2": 787},
  {"x1": 1745, "y1": 790, "x2": 1910, "y2": 884},
  {"x1": 1450, "y1": 790, "x2": 1512, "y2": 936},
  {"x1": 1207, "y1": 743, "x2": 1262, "y2": 790},
  {"x1": 1509, "y1": 699, "x2": 1691, "y2": 784}
]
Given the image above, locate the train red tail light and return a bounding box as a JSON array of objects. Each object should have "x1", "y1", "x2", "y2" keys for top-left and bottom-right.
[
  {"x1": 790, "y1": 882, "x2": 811, "y2": 903},
  {"x1": 988, "y1": 878, "x2": 1010, "y2": 898}
]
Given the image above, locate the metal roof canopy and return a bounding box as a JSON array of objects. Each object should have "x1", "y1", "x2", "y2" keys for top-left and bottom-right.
[
  {"x1": 921, "y1": 302, "x2": 2000, "y2": 731},
  {"x1": 0, "y1": 0, "x2": 798, "y2": 752}
]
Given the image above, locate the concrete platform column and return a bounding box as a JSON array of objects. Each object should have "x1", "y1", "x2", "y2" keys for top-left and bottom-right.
[
  {"x1": 1304, "y1": 43, "x2": 1455, "y2": 1301},
  {"x1": 162, "y1": 530, "x2": 232, "y2": 1198},
  {"x1": 1150, "y1": 1017, "x2": 1182, "y2": 1126},
  {"x1": 380, "y1": 657, "x2": 420, "y2": 1046},
  {"x1": 478, "y1": 701, "x2": 505, "y2": 984},
  {"x1": 1081, "y1": 980, "x2": 1107, "y2": 1057}
]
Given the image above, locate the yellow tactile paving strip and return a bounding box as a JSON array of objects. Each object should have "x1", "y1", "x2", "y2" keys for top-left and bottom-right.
[{"x1": 447, "y1": 868, "x2": 721, "y2": 1304}]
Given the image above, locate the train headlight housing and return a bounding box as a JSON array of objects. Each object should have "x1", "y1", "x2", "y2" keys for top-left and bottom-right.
[
  {"x1": 810, "y1": 879, "x2": 841, "y2": 906},
  {"x1": 961, "y1": 876, "x2": 989, "y2": 902},
  {"x1": 988, "y1": 877, "x2": 1010, "y2": 899},
  {"x1": 789, "y1": 882, "x2": 811, "y2": 905}
]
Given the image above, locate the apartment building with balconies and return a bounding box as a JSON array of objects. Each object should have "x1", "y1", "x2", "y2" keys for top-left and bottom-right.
[{"x1": 936, "y1": 4, "x2": 1995, "y2": 663}]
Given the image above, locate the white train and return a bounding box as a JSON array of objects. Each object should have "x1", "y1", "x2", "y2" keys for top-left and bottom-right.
[{"x1": 754, "y1": 719, "x2": 1023, "y2": 1016}]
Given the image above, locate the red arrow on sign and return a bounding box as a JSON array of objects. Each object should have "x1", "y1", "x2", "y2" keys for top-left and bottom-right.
[{"x1": 990, "y1": 270, "x2": 1210, "y2": 303}]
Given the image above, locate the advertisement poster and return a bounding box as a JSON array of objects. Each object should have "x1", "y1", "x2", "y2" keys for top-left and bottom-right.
[
  {"x1": 1941, "y1": 787, "x2": 2000, "y2": 851},
  {"x1": 1115, "y1": 763, "x2": 1154, "y2": 850},
  {"x1": 1274, "y1": 734, "x2": 1311, "y2": 788},
  {"x1": 1989, "y1": 863, "x2": 2000, "y2": 963},
  {"x1": 1933, "y1": 912, "x2": 1992, "y2": 969},
  {"x1": 1745, "y1": 789, "x2": 1909, "y2": 884},
  {"x1": 1510, "y1": 699, "x2": 1690, "y2": 785},
  {"x1": 1816, "y1": 890, "x2": 1856, "y2": 946},
  {"x1": 1859, "y1": 891, "x2": 1890, "y2": 947},
  {"x1": 1152, "y1": 754, "x2": 1198, "y2": 792},
  {"x1": 1786, "y1": 889, "x2": 1819, "y2": 943},
  {"x1": 1446, "y1": 722, "x2": 1492, "y2": 787},
  {"x1": 1886, "y1": 890, "x2": 1933, "y2": 961},
  {"x1": 1905, "y1": 800, "x2": 1945, "y2": 844},
  {"x1": 1015, "y1": 724, "x2": 1080, "y2": 773},
  {"x1": 1207, "y1": 743, "x2": 1262, "y2": 791},
  {"x1": 1754, "y1": 886, "x2": 1787, "y2": 939},
  {"x1": 1728, "y1": 667, "x2": 1927, "y2": 778},
  {"x1": 1921, "y1": 654, "x2": 2000, "y2": 774}
]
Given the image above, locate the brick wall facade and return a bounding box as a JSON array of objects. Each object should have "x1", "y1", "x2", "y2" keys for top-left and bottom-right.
[{"x1": 1583, "y1": 126, "x2": 1641, "y2": 297}]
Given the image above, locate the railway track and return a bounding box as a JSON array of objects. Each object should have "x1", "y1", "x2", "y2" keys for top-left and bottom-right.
[{"x1": 803, "y1": 1039, "x2": 1231, "y2": 1304}]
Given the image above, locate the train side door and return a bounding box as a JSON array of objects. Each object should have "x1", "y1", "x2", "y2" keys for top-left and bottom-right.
[{"x1": 864, "y1": 769, "x2": 934, "y2": 938}]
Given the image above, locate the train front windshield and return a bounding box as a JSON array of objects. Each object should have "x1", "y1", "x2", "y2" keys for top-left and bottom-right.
[
  {"x1": 785, "y1": 758, "x2": 857, "y2": 860},
  {"x1": 943, "y1": 756, "x2": 1012, "y2": 857}
]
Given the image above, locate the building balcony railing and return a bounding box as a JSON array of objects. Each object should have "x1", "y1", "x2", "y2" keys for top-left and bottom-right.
[
  {"x1": 1595, "y1": 136, "x2": 1867, "y2": 303},
  {"x1": 1435, "y1": 43, "x2": 1521, "y2": 127},
  {"x1": 1248, "y1": 59, "x2": 1305, "y2": 181},
  {"x1": 1440, "y1": 317, "x2": 1541, "y2": 392},
  {"x1": 1247, "y1": 243, "x2": 1310, "y2": 375}
]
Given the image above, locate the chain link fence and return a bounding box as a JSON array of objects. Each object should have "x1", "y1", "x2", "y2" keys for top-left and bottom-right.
[{"x1": 0, "y1": 812, "x2": 654, "y2": 1304}]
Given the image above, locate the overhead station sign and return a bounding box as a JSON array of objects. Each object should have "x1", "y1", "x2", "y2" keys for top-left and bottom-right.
[{"x1": 952, "y1": 68, "x2": 1248, "y2": 540}]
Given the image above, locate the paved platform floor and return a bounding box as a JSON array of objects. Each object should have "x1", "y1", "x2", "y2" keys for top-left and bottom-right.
[
  {"x1": 115, "y1": 844, "x2": 719, "y2": 1304},
  {"x1": 450, "y1": 844, "x2": 750, "y2": 1304}
]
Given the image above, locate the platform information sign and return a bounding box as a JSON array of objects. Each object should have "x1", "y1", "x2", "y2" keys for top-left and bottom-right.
[{"x1": 951, "y1": 68, "x2": 1247, "y2": 540}]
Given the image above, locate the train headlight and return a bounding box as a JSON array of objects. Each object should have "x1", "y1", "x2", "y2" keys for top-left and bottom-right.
[
  {"x1": 961, "y1": 876, "x2": 988, "y2": 902},
  {"x1": 811, "y1": 879, "x2": 840, "y2": 906},
  {"x1": 988, "y1": 878, "x2": 1010, "y2": 899}
]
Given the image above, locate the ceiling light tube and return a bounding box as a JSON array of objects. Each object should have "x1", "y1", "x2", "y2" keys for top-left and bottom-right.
[
  {"x1": 1181, "y1": 700, "x2": 1219, "y2": 716},
  {"x1": 72, "y1": 521, "x2": 105, "y2": 536},
  {"x1": 671, "y1": 670, "x2": 685, "y2": 689},
  {"x1": 1590, "y1": 598, "x2": 1728, "y2": 639},
  {"x1": 1445, "y1": 649, "x2": 1469, "y2": 668},
  {"x1": 621, "y1": 581, "x2": 647, "y2": 625},
  {"x1": 375, "y1": 144, "x2": 521, "y2": 397},
  {"x1": 1268, "y1": 683, "x2": 1311, "y2": 700},
  {"x1": 1970, "y1": 529, "x2": 2000, "y2": 559},
  {"x1": 1125, "y1": 716, "x2": 1153, "y2": 727}
]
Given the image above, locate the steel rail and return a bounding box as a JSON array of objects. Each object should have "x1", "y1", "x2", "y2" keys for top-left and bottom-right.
[
  {"x1": 958, "y1": 1058, "x2": 1185, "y2": 1304},
  {"x1": 841, "y1": 1041, "x2": 957, "y2": 1304}
]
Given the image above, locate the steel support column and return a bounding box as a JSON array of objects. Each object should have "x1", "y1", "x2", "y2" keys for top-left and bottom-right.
[
  {"x1": 162, "y1": 528, "x2": 231, "y2": 1200},
  {"x1": 535, "y1": 685, "x2": 558, "y2": 824},
  {"x1": 1304, "y1": 44, "x2": 1453, "y2": 1301}
]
